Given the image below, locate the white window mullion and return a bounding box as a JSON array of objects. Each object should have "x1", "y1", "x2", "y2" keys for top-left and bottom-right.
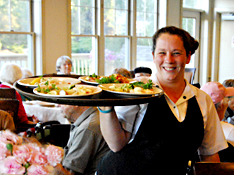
[
  {"x1": 131, "y1": 0, "x2": 137, "y2": 70},
  {"x1": 78, "y1": 0, "x2": 81, "y2": 34},
  {"x1": 9, "y1": 0, "x2": 12, "y2": 31}
]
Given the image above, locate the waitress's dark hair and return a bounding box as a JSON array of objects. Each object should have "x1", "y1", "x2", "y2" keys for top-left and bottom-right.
[{"x1": 152, "y1": 26, "x2": 199, "y2": 56}]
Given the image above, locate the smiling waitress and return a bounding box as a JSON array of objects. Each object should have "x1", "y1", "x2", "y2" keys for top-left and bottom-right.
[{"x1": 97, "y1": 26, "x2": 228, "y2": 175}]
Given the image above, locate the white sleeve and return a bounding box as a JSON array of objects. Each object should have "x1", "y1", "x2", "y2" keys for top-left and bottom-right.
[
  {"x1": 114, "y1": 105, "x2": 140, "y2": 133},
  {"x1": 198, "y1": 94, "x2": 228, "y2": 155},
  {"x1": 227, "y1": 128, "x2": 234, "y2": 147},
  {"x1": 221, "y1": 121, "x2": 234, "y2": 147}
]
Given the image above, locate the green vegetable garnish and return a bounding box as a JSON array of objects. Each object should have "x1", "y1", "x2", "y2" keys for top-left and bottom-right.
[
  {"x1": 37, "y1": 85, "x2": 41, "y2": 92},
  {"x1": 44, "y1": 81, "x2": 49, "y2": 86},
  {"x1": 51, "y1": 84, "x2": 56, "y2": 89},
  {"x1": 96, "y1": 75, "x2": 120, "y2": 84},
  {"x1": 121, "y1": 84, "x2": 133, "y2": 92},
  {"x1": 69, "y1": 84, "x2": 75, "y2": 89},
  {"x1": 89, "y1": 73, "x2": 99, "y2": 78},
  {"x1": 130, "y1": 80, "x2": 153, "y2": 89}
]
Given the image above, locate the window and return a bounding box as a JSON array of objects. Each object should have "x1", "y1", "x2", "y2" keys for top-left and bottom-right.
[
  {"x1": 71, "y1": 0, "x2": 96, "y2": 75},
  {"x1": 183, "y1": 0, "x2": 203, "y2": 9},
  {"x1": 183, "y1": 1, "x2": 203, "y2": 83},
  {"x1": 136, "y1": 0, "x2": 158, "y2": 75},
  {"x1": 104, "y1": 0, "x2": 129, "y2": 75},
  {"x1": 71, "y1": 0, "x2": 158, "y2": 76},
  {"x1": 0, "y1": 0, "x2": 34, "y2": 73}
]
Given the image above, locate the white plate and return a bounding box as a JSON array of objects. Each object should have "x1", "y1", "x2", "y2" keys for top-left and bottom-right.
[
  {"x1": 17, "y1": 77, "x2": 81, "y2": 87},
  {"x1": 79, "y1": 76, "x2": 102, "y2": 85},
  {"x1": 33, "y1": 84, "x2": 102, "y2": 97},
  {"x1": 38, "y1": 102, "x2": 56, "y2": 107},
  {"x1": 98, "y1": 83, "x2": 163, "y2": 96}
]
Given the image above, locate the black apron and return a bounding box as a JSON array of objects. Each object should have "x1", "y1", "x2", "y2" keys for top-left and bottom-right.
[{"x1": 97, "y1": 95, "x2": 204, "y2": 175}]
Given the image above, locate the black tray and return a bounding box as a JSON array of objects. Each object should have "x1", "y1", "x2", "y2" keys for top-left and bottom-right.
[{"x1": 14, "y1": 74, "x2": 163, "y2": 106}]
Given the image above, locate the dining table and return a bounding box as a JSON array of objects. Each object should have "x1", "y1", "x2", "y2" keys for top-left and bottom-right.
[
  {"x1": 14, "y1": 74, "x2": 164, "y2": 107},
  {"x1": 23, "y1": 100, "x2": 70, "y2": 124}
]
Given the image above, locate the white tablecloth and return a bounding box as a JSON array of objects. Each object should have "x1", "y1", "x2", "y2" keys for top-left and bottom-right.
[{"x1": 23, "y1": 101, "x2": 70, "y2": 124}]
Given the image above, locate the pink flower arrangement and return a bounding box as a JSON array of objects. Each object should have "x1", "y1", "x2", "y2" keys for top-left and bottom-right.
[{"x1": 0, "y1": 130, "x2": 64, "y2": 175}]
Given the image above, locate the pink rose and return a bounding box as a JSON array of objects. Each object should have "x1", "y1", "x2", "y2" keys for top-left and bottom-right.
[
  {"x1": 27, "y1": 143, "x2": 44, "y2": 154},
  {"x1": 13, "y1": 145, "x2": 32, "y2": 164},
  {"x1": 0, "y1": 130, "x2": 23, "y2": 145},
  {"x1": 0, "y1": 156, "x2": 25, "y2": 174},
  {"x1": 27, "y1": 164, "x2": 49, "y2": 175},
  {"x1": 0, "y1": 142, "x2": 11, "y2": 160},
  {"x1": 22, "y1": 143, "x2": 47, "y2": 165},
  {"x1": 45, "y1": 145, "x2": 64, "y2": 166},
  {"x1": 31, "y1": 150, "x2": 47, "y2": 165}
]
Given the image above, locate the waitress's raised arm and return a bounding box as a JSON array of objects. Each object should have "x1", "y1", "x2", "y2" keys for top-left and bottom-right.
[{"x1": 98, "y1": 106, "x2": 131, "y2": 152}]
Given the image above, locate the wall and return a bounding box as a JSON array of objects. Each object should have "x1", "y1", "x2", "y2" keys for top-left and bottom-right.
[
  {"x1": 215, "y1": 0, "x2": 234, "y2": 83},
  {"x1": 219, "y1": 21, "x2": 234, "y2": 83},
  {"x1": 215, "y1": 0, "x2": 234, "y2": 12},
  {"x1": 41, "y1": 0, "x2": 71, "y2": 74}
]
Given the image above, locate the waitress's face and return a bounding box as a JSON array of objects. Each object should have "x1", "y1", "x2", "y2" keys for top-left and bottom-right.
[
  {"x1": 152, "y1": 33, "x2": 191, "y2": 83},
  {"x1": 60, "y1": 61, "x2": 72, "y2": 74}
]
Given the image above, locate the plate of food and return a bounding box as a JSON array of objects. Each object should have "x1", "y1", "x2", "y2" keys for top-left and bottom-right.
[
  {"x1": 33, "y1": 84, "x2": 102, "y2": 97},
  {"x1": 18, "y1": 77, "x2": 81, "y2": 88},
  {"x1": 98, "y1": 80, "x2": 163, "y2": 96},
  {"x1": 79, "y1": 73, "x2": 134, "y2": 85},
  {"x1": 79, "y1": 73, "x2": 102, "y2": 85}
]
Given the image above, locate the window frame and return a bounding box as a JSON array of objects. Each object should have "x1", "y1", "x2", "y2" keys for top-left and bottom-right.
[{"x1": 0, "y1": 0, "x2": 36, "y2": 74}]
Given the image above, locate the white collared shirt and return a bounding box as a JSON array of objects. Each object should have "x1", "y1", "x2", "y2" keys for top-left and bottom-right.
[{"x1": 115, "y1": 77, "x2": 228, "y2": 156}]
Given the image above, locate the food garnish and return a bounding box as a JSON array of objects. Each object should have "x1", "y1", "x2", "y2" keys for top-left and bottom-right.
[
  {"x1": 97, "y1": 74, "x2": 129, "y2": 84},
  {"x1": 85, "y1": 73, "x2": 101, "y2": 82},
  {"x1": 36, "y1": 83, "x2": 94, "y2": 96},
  {"x1": 108, "y1": 80, "x2": 154, "y2": 94}
]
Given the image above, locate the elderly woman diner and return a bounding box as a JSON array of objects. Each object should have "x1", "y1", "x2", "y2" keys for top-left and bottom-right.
[
  {"x1": 0, "y1": 63, "x2": 36, "y2": 125},
  {"x1": 56, "y1": 55, "x2": 74, "y2": 75}
]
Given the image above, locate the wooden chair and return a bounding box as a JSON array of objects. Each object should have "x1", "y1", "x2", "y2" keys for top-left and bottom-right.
[
  {"x1": 184, "y1": 68, "x2": 196, "y2": 84},
  {"x1": 0, "y1": 87, "x2": 36, "y2": 131},
  {"x1": 0, "y1": 88, "x2": 16, "y2": 99},
  {"x1": 0, "y1": 99, "x2": 19, "y2": 125},
  {"x1": 193, "y1": 162, "x2": 234, "y2": 175},
  {"x1": 0, "y1": 99, "x2": 36, "y2": 132}
]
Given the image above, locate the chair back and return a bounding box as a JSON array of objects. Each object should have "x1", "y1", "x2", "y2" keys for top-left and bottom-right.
[
  {"x1": 184, "y1": 68, "x2": 196, "y2": 84},
  {"x1": 0, "y1": 99, "x2": 19, "y2": 125},
  {"x1": 0, "y1": 88, "x2": 16, "y2": 99},
  {"x1": 50, "y1": 124, "x2": 71, "y2": 148}
]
